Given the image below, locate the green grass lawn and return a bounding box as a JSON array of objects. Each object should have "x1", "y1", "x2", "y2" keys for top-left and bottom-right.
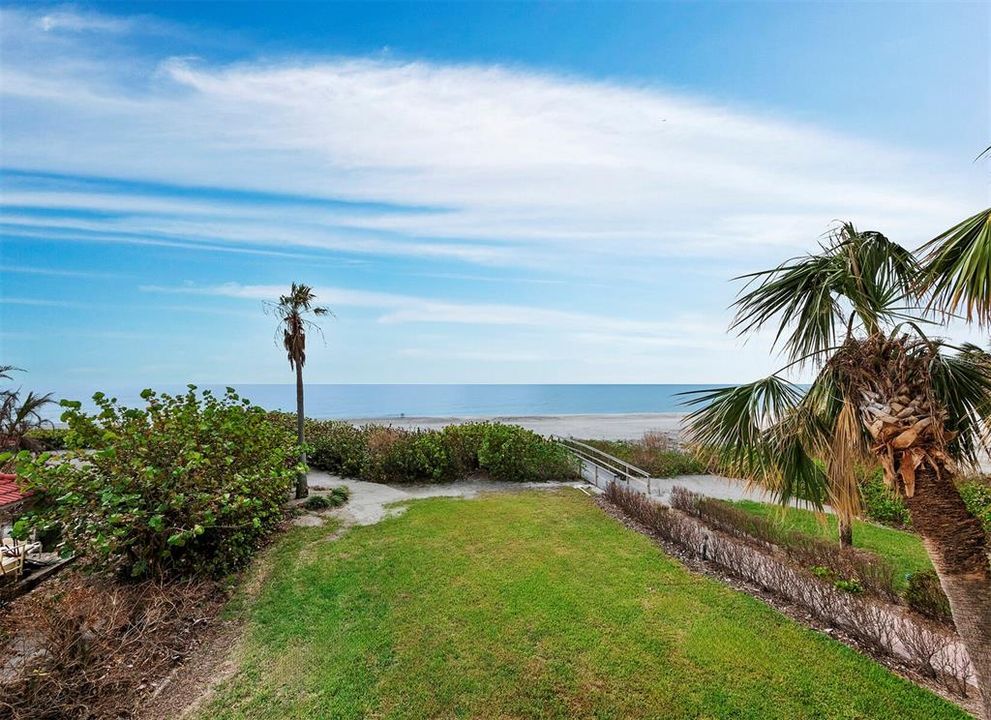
[
  {"x1": 729, "y1": 499, "x2": 933, "y2": 591},
  {"x1": 201, "y1": 490, "x2": 963, "y2": 720}
]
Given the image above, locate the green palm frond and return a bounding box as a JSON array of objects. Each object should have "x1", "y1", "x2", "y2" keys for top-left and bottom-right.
[
  {"x1": 928, "y1": 342, "x2": 991, "y2": 468},
  {"x1": 733, "y1": 252, "x2": 845, "y2": 363},
  {"x1": 732, "y1": 223, "x2": 917, "y2": 365},
  {"x1": 765, "y1": 412, "x2": 829, "y2": 508},
  {"x1": 682, "y1": 376, "x2": 803, "y2": 448},
  {"x1": 918, "y1": 208, "x2": 991, "y2": 324},
  {"x1": 682, "y1": 376, "x2": 820, "y2": 496},
  {"x1": 266, "y1": 283, "x2": 333, "y2": 370}
]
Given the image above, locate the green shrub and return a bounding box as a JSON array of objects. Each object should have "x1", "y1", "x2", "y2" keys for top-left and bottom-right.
[
  {"x1": 362, "y1": 426, "x2": 455, "y2": 483},
  {"x1": 302, "y1": 486, "x2": 349, "y2": 511},
  {"x1": 308, "y1": 421, "x2": 368, "y2": 476},
  {"x1": 268, "y1": 416, "x2": 576, "y2": 485},
  {"x1": 439, "y1": 422, "x2": 489, "y2": 476},
  {"x1": 478, "y1": 424, "x2": 578, "y2": 483},
  {"x1": 858, "y1": 468, "x2": 910, "y2": 527},
  {"x1": 303, "y1": 495, "x2": 332, "y2": 510},
  {"x1": 10, "y1": 387, "x2": 301, "y2": 579},
  {"x1": 23, "y1": 428, "x2": 69, "y2": 451},
  {"x1": 581, "y1": 433, "x2": 704, "y2": 477},
  {"x1": 958, "y1": 477, "x2": 991, "y2": 534},
  {"x1": 833, "y1": 578, "x2": 863, "y2": 594},
  {"x1": 905, "y1": 570, "x2": 952, "y2": 625}
]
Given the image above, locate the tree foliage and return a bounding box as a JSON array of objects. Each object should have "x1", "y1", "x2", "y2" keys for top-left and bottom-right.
[{"x1": 8, "y1": 387, "x2": 302, "y2": 579}]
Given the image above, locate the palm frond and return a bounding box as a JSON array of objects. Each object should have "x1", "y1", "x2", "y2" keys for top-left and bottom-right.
[
  {"x1": 928, "y1": 342, "x2": 991, "y2": 469},
  {"x1": 733, "y1": 252, "x2": 844, "y2": 363},
  {"x1": 918, "y1": 207, "x2": 991, "y2": 324},
  {"x1": 825, "y1": 398, "x2": 867, "y2": 519},
  {"x1": 731, "y1": 223, "x2": 916, "y2": 365},
  {"x1": 681, "y1": 376, "x2": 817, "y2": 494},
  {"x1": 842, "y1": 225, "x2": 920, "y2": 323},
  {"x1": 765, "y1": 412, "x2": 829, "y2": 508}
]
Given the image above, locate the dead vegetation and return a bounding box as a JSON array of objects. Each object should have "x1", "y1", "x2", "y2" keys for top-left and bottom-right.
[{"x1": 0, "y1": 574, "x2": 227, "y2": 720}]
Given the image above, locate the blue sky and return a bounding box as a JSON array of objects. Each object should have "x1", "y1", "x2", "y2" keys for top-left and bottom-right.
[{"x1": 1, "y1": 1, "x2": 988, "y2": 389}]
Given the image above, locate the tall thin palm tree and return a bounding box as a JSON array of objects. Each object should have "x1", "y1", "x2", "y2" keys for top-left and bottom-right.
[
  {"x1": 683, "y1": 223, "x2": 991, "y2": 714},
  {"x1": 268, "y1": 284, "x2": 330, "y2": 499}
]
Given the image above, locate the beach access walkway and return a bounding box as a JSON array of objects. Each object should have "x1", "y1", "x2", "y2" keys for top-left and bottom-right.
[{"x1": 555, "y1": 436, "x2": 829, "y2": 512}]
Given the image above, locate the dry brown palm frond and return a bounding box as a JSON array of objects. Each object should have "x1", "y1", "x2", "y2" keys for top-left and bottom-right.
[
  {"x1": 826, "y1": 398, "x2": 867, "y2": 519},
  {"x1": 824, "y1": 332, "x2": 983, "y2": 498}
]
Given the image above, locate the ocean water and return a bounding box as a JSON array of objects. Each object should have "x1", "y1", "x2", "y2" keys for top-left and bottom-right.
[{"x1": 44, "y1": 384, "x2": 724, "y2": 420}]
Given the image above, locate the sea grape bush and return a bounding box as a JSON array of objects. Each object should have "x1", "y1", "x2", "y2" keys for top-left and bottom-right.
[
  {"x1": 22, "y1": 428, "x2": 69, "y2": 451},
  {"x1": 363, "y1": 426, "x2": 454, "y2": 483},
  {"x1": 267, "y1": 413, "x2": 578, "y2": 483},
  {"x1": 304, "y1": 419, "x2": 368, "y2": 477},
  {"x1": 9, "y1": 387, "x2": 301, "y2": 579},
  {"x1": 476, "y1": 422, "x2": 577, "y2": 482}
]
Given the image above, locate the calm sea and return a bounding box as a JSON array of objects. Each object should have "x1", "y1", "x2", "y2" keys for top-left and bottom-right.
[{"x1": 43, "y1": 384, "x2": 724, "y2": 420}]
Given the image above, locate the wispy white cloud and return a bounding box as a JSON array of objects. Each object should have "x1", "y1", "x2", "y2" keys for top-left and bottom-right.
[
  {"x1": 139, "y1": 281, "x2": 739, "y2": 352},
  {"x1": 37, "y1": 8, "x2": 133, "y2": 34},
  {"x1": 0, "y1": 4, "x2": 980, "y2": 276},
  {"x1": 1, "y1": 297, "x2": 90, "y2": 307},
  {"x1": 2, "y1": 5, "x2": 983, "y2": 385},
  {"x1": 0, "y1": 264, "x2": 121, "y2": 279}
]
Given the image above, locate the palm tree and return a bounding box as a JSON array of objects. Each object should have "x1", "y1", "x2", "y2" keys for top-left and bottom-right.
[
  {"x1": 683, "y1": 223, "x2": 991, "y2": 714},
  {"x1": 0, "y1": 365, "x2": 53, "y2": 452},
  {"x1": 693, "y1": 223, "x2": 919, "y2": 546},
  {"x1": 267, "y1": 285, "x2": 330, "y2": 499}
]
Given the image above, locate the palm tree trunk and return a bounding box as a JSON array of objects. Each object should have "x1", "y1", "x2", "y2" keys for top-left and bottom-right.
[
  {"x1": 864, "y1": 383, "x2": 991, "y2": 711},
  {"x1": 837, "y1": 514, "x2": 853, "y2": 548},
  {"x1": 295, "y1": 362, "x2": 308, "y2": 499},
  {"x1": 904, "y1": 465, "x2": 991, "y2": 716}
]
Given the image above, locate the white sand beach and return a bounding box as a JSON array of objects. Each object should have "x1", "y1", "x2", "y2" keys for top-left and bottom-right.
[{"x1": 343, "y1": 412, "x2": 687, "y2": 440}]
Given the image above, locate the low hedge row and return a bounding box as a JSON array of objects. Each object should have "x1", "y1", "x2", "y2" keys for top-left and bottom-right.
[{"x1": 270, "y1": 414, "x2": 579, "y2": 484}]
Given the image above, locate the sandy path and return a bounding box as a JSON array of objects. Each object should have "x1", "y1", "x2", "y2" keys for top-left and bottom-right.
[{"x1": 307, "y1": 471, "x2": 589, "y2": 525}]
